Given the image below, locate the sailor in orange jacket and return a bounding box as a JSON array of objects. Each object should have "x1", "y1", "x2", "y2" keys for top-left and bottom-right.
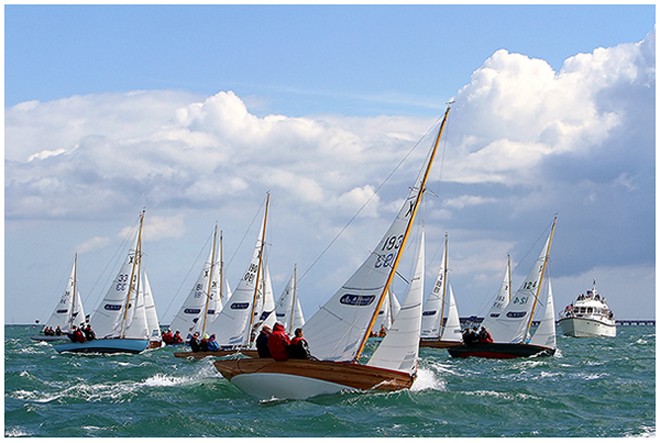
[{"x1": 268, "y1": 322, "x2": 290, "y2": 361}]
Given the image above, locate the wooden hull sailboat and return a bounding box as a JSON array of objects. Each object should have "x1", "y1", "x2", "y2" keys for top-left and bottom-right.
[
  {"x1": 173, "y1": 349, "x2": 259, "y2": 359},
  {"x1": 213, "y1": 105, "x2": 452, "y2": 400},
  {"x1": 214, "y1": 358, "x2": 414, "y2": 400}
]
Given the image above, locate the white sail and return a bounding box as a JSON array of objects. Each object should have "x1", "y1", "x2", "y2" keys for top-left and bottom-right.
[
  {"x1": 439, "y1": 284, "x2": 462, "y2": 342},
  {"x1": 142, "y1": 271, "x2": 162, "y2": 344},
  {"x1": 529, "y1": 278, "x2": 557, "y2": 348},
  {"x1": 420, "y1": 236, "x2": 448, "y2": 339},
  {"x1": 90, "y1": 229, "x2": 142, "y2": 339},
  {"x1": 367, "y1": 230, "x2": 425, "y2": 374},
  {"x1": 251, "y1": 265, "x2": 276, "y2": 336},
  {"x1": 169, "y1": 230, "x2": 221, "y2": 340},
  {"x1": 44, "y1": 256, "x2": 86, "y2": 332},
  {"x1": 123, "y1": 271, "x2": 150, "y2": 340},
  {"x1": 303, "y1": 136, "x2": 435, "y2": 362},
  {"x1": 486, "y1": 232, "x2": 552, "y2": 344},
  {"x1": 210, "y1": 206, "x2": 267, "y2": 348},
  {"x1": 481, "y1": 255, "x2": 512, "y2": 332}
]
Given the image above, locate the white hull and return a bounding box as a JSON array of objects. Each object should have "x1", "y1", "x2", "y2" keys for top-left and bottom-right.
[
  {"x1": 558, "y1": 317, "x2": 616, "y2": 338},
  {"x1": 230, "y1": 372, "x2": 354, "y2": 400}
]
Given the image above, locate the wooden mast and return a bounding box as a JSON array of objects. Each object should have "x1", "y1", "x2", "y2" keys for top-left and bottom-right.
[
  {"x1": 355, "y1": 104, "x2": 451, "y2": 362},
  {"x1": 246, "y1": 192, "x2": 270, "y2": 346},
  {"x1": 201, "y1": 223, "x2": 218, "y2": 337},
  {"x1": 524, "y1": 216, "x2": 557, "y2": 337},
  {"x1": 120, "y1": 210, "x2": 145, "y2": 339}
]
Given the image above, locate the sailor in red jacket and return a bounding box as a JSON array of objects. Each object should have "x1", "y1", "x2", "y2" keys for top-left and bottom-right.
[{"x1": 268, "y1": 322, "x2": 290, "y2": 361}]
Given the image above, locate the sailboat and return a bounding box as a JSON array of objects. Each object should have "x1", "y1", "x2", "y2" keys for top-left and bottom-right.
[
  {"x1": 142, "y1": 270, "x2": 163, "y2": 348},
  {"x1": 370, "y1": 290, "x2": 400, "y2": 338},
  {"x1": 54, "y1": 211, "x2": 151, "y2": 354},
  {"x1": 31, "y1": 254, "x2": 86, "y2": 342},
  {"x1": 174, "y1": 195, "x2": 272, "y2": 359},
  {"x1": 169, "y1": 224, "x2": 226, "y2": 343},
  {"x1": 419, "y1": 233, "x2": 463, "y2": 348},
  {"x1": 448, "y1": 217, "x2": 558, "y2": 359},
  {"x1": 213, "y1": 105, "x2": 452, "y2": 400},
  {"x1": 274, "y1": 265, "x2": 305, "y2": 336}
]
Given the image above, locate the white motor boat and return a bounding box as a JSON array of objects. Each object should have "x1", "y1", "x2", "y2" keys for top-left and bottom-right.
[{"x1": 558, "y1": 280, "x2": 616, "y2": 338}]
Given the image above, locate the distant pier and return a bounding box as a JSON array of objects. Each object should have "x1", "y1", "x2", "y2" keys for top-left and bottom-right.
[{"x1": 459, "y1": 317, "x2": 655, "y2": 327}]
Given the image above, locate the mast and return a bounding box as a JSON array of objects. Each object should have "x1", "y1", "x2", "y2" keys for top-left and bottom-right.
[
  {"x1": 524, "y1": 216, "x2": 557, "y2": 336},
  {"x1": 201, "y1": 223, "x2": 218, "y2": 336},
  {"x1": 120, "y1": 210, "x2": 145, "y2": 339},
  {"x1": 247, "y1": 192, "x2": 270, "y2": 346},
  {"x1": 288, "y1": 264, "x2": 298, "y2": 335},
  {"x1": 69, "y1": 253, "x2": 78, "y2": 331},
  {"x1": 355, "y1": 104, "x2": 451, "y2": 361},
  {"x1": 506, "y1": 254, "x2": 512, "y2": 302},
  {"x1": 438, "y1": 232, "x2": 449, "y2": 337},
  {"x1": 219, "y1": 230, "x2": 225, "y2": 305}
]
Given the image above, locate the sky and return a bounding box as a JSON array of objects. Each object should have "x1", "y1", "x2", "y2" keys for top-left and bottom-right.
[{"x1": 4, "y1": 4, "x2": 656, "y2": 325}]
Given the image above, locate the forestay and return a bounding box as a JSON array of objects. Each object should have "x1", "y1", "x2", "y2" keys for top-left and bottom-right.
[
  {"x1": 303, "y1": 142, "x2": 436, "y2": 362},
  {"x1": 90, "y1": 229, "x2": 142, "y2": 339}
]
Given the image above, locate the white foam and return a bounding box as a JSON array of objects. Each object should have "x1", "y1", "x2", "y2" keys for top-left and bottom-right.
[{"x1": 411, "y1": 366, "x2": 446, "y2": 391}]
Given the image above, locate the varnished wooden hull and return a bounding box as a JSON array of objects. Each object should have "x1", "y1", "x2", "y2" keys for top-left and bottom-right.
[
  {"x1": 213, "y1": 358, "x2": 415, "y2": 400},
  {"x1": 174, "y1": 349, "x2": 259, "y2": 359},
  {"x1": 448, "y1": 342, "x2": 555, "y2": 359},
  {"x1": 419, "y1": 338, "x2": 462, "y2": 349}
]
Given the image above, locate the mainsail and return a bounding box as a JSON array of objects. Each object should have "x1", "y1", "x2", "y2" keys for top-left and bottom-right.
[
  {"x1": 480, "y1": 255, "x2": 512, "y2": 332},
  {"x1": 274, "y1": 267, "x2": 305, "y2": 335},
  {"x1": 303, "y1": 107, "x2": 451, "y2": 363}
]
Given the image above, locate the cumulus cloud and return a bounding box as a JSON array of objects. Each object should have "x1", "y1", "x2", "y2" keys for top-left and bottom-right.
[{"x1": 5, "y1": 29, "x2": 655, "y2": 322}]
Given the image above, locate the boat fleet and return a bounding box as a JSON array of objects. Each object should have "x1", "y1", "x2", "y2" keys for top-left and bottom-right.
[{"x1": 31, "y1": 104, "x2": 617, "y2": 400}]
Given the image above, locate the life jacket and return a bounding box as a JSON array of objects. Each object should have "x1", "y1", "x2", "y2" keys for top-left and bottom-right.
[
  {"x1": 256, "y1": 332, "x2": 271, "y2": 358},
  {"x1": 289, "y1": 337, "x2": 310, "y2": 359},
  {"x1": 74, "y1": 329, "x2": 86, "y2": 343},
  {"x1": 206, "y1": 339, "x2": 219, "y2": 352},
  {"x1": 268, "y1": 324, "x2": 291, "y2": 361}
]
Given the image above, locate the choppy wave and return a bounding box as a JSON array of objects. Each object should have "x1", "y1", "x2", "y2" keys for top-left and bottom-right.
[{"x1": 5, "y1": 325, "x2": 656, "y2": 437}]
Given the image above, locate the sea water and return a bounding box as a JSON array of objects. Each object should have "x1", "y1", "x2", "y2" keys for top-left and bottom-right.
[{"x1": 4, "y1": 324, "x2": 655, "y2": 437}]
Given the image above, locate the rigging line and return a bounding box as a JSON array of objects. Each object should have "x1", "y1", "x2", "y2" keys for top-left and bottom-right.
[
  {"x1": 298, "y1": 117, "x2": 443, "y2": 284},
  {"x1": 226, "y1": 194, "x2": 268, "y2": 270},
  {"x1": 83, "y1": 213, "x2": 140, "y2": 312},
  {"x1": 474, "y1": 216, "x2": 558, "y2": 317},
  {"x1": 159, "y1": 228, "x2": 214, "y2": 324}
]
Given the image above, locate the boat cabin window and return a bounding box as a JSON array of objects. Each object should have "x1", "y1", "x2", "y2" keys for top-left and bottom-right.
[{"x1": 587, "y1": 307, "x2": 593, "y2": 314}]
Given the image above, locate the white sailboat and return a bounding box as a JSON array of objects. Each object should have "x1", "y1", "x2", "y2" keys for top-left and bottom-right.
[
  {"x1": 142, "y1": 271, "x2": 163, "y2": 348},
  {"x1": 274, "y1": 265, "x2": 305, "y2": 336},
  {"x1": 31, "y1": 254, "x2": 86, "y2": 342},
  {"x1": 449, "y1": 217, "x2": 558, "y2": 359},
  {"x1": 214, "y1": 105, "x2": 452, "y2": 400},
  {"x1": 54, "y1": 211, "x2": 150, "y2": 354},
  {"x1": 371, "y1": 289, "x2": 400, "y2": 337},
  {"x1": 169, "y1": 224, "x2": 225, "y2": 341},
  {"x1": 175, "y1": 195, "x2": 270, "y2": 359},
  {"x1": 419, "y1": 233, "x2": 462, "y2": 348}
]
